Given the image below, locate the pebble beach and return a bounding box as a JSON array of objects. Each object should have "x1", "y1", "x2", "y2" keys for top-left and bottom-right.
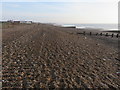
[{"x1": 2, "y1": 23, "x2": 120, "y2": 88}]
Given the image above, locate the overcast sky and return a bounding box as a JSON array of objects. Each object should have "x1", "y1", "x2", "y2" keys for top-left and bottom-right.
[{"x1": 1, "y1": 0, "x2": 119, "y2": 24}]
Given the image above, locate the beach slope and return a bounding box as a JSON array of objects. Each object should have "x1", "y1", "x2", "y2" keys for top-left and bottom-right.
[{"x1": 2, "y1": 24, "x2": 120, "y2": 88}]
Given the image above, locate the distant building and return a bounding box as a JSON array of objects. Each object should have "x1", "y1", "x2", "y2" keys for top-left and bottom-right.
[
  {"x1": 1, "y1": 21, "x2": 7, "y2": 23},
  {"x1": 13, "y1": 21, "x2": 20, "y2": 24},
  {"x1": 6, "y1": 20, "x2": 32, "y2": 24},
  {"x1": 20, "y1": 21, "x2": 26, "y2": 23},
  {"x1": 20, "y1": 21, "x2": 32, "y2": 24},
  {"x1": 26, "y1": 21, "x2": 32, "y2": 24},
  {"x1": 7, "y1": 20, "x2": 14, "y2": 23}
]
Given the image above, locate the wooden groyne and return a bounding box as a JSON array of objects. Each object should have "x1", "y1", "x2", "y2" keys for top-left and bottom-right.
[
  {"x1": 64, "y1": 26, "x2": 76, "y2": 28},
  {"x1": 77, "y1": 31, "x2": 120, "y2": 38}
]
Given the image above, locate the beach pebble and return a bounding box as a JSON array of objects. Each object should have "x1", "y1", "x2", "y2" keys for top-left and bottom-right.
[
  {"x1": 96, "y1": 43, "x2": 100, "y2": 46},
  {"x1": 103, "y1": 58, "x2": 106, "y2": 61},
  {"x1": 2, "y1": 23, "x2": 119, "y2": 88},
  {"x1": 84, "y1": 37, "x2": 87, "y2": 39}
]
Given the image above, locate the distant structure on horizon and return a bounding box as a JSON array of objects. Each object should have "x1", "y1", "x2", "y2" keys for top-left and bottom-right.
[
  {"x1": 20, "y1": 21, "x2": 32, "y2": 24},
  {"x1": 6, "y1": 20, "x2": 32, "y2": 24}
]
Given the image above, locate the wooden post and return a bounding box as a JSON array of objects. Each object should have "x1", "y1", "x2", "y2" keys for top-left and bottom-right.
[
  {"x1": 111, "y1": 33, "x2": 114, "y2": 37},
  {"x1": 83, "y1": 31, "x2": 85, "y2": 35},
  {"x1": 96, "y1": 33, "x2": 98, "y2": 35},
  {"x1": 100, "y1": 33, "x2": 102, "y2": 36},
  {"x1": 90, "y1": 32, "x2": 92, "y2": 35},
  {"x1": 116, "y1": 34, "x2": 119, "y2": 38},
  {"x1": 105, "y1": 33, "x2": 108, "y2": 36}
]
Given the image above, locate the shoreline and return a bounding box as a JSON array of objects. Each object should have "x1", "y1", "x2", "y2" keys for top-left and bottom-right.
[
  {"x1": 60, "y1": 23, "x2": 118, "y2": 32},
  {"x1": 103, "y1": 30, "x2": 120, "y2": 33},
  {"x1": 60, "y1": 26, "x2": 119, "y2": 50}
]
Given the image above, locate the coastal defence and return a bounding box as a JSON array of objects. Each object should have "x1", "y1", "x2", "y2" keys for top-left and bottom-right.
[
  {"x1": 76, "y1": 31, "x2": 119, "y2": 38},
  {"x1": 2, "y1": 23, "x2": 120, "y2": 88}
]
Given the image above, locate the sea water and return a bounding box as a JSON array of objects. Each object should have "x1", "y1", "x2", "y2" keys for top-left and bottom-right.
[{"x1": 62, "y1": 24, "x2": 118, "y2": 31}]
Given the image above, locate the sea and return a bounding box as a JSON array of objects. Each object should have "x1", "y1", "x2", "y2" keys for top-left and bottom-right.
[{"x1": 60, "y1": 24, "x2": 118, "y2": 31}]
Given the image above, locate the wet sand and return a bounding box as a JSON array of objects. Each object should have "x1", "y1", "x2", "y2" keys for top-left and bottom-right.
[{"x1": 2, "y1": 23, "x2": 120, "y2": 88}]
